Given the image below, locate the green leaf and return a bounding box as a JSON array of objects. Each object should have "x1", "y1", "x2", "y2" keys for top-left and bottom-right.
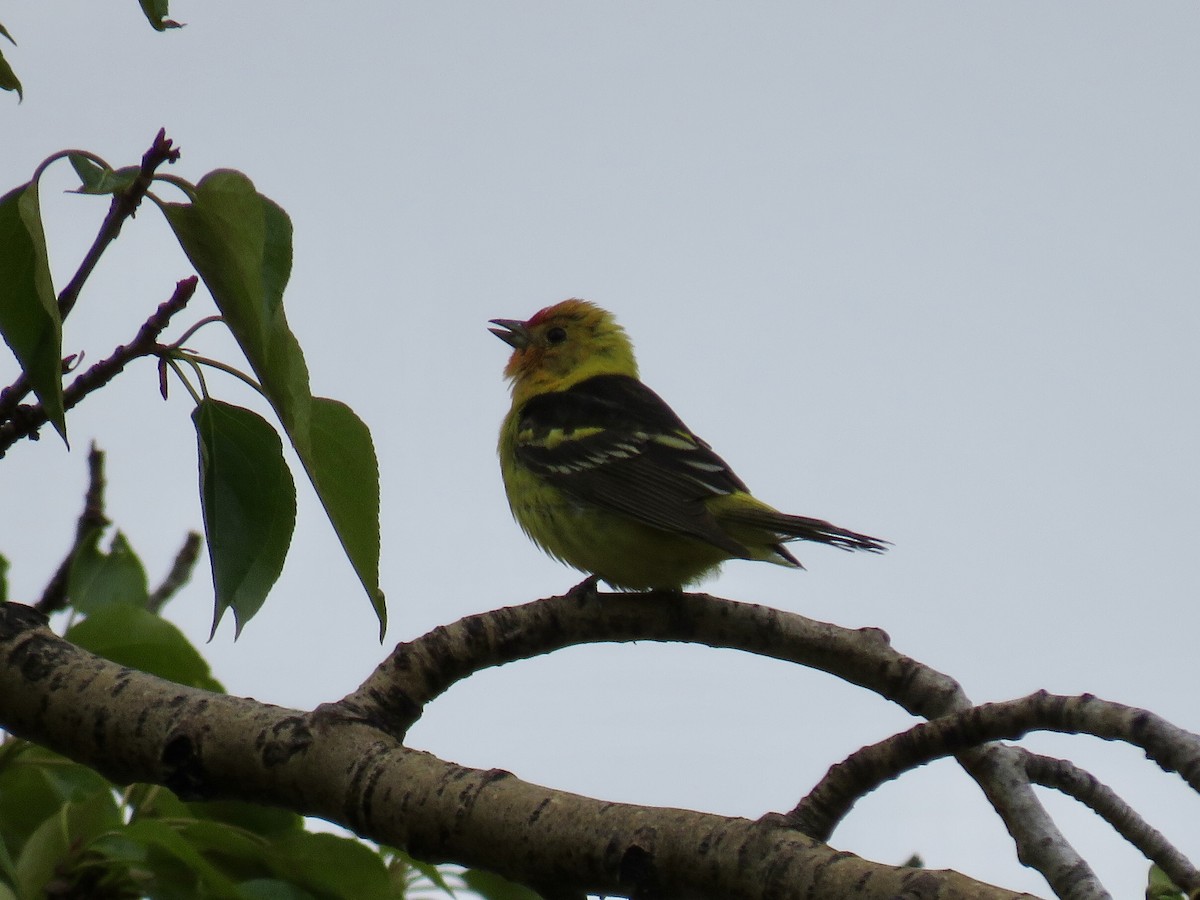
[
  {"x1": 121, "y1": 819, "x2": 242, "y2": 897},
  {"x1": 177, "y1": 818, "x2": 268, "y2": 873},
  {"x1": 0, "y1": 553, "x2": 8, "y2": 602},
  {"x1": 138, "y1": 0, "x2": 184, "y2": 30},
  {"x1": 0, "y1": 47, "x2": 20, "y2": 102},
  {"x1": 126, "y1": 783, "x2": 191, "y2": 822},
  {"x1": 162, "y1": 172, "x2": 308, "y2": 438},
  {"x1": 186, "y1": 801, "x2": 302, "y2": 838},
  {"x1": 15, "y1": 790, "x2": 121, "y2": 899},
  {"x1": 264, "y1": 832, "x2": 392, "y2": 900},
  {"x1": 68, "y1": 529, "x2": 150, "y2": 613},
  {"x1": 462, "y1": 869, "x2": 545, "y2": 900},
  {"x1": 387, "y1": 848, "x2": 455, "y2": 896},
  {"x1": 15, "y1": 811, "x2": 72, "y2": 897},
  {"x1": 88, "y1": 831, "x2": 149, "y2": 866},
  {"x1": 0, "y1": 744, "x2": 112, "y2": 854},
  {"x1": 238, "y1": 880, "x2": 319, "y2": 900},
  {"x1": 72, "y1": 787, "x2": 123, "y2": 837},
  {"x1": 24, "y1": 750, "x2": 114, "y2": 806},
  {"x1": 308, "y1": 399, "x2": 385, "y2": 637},
  {"x1": 0, "y1": 182, "x2": 64, "y2": 440},
  {"x1": 67, "y1": 155, "x2": 140, "y2": 196},
  {"x1": 65, "y1": 605, "x2": 224, "y2": 691},
  {"x1": 0, "y1": 27, "x2": 19, "y2": 102},
  {"x1": 0, "y1": 832, "x2": 16, "y2": 886},
  {"x1": 164, "y1": 172, "x2": 384, "y2": 636},
  {"x1": 86, "y1": 830, "x2": 161, "y2": 897},
  {"x1": 1147, "y1": 864, "x2": 1186, "y2": 900},
  {"x1": 193, "y1": 398, "x2": 296, "y2": 637}
]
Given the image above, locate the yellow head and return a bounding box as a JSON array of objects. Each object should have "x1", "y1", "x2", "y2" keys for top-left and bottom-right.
[{"x1": 489, "y1": 300, "x2": 639, "y2": 404}]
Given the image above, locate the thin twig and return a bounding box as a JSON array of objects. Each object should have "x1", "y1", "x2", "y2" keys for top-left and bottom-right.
[
  {"x1": 0, "y1": 373, "x2": 32, "y2": 427},
  {"x1": 0, "y1": 131, "x2": 181, "y2": 422},
  {"x1": 0, "y1": 355, "x2": 81, "y2": 435},
  {"x1": 58, "y1": 129, "x2": 180, "y2": 320},
  {"x1": 35, "y1": 444, "x2": 109, "y2": 614},
  {"x1": 146, "y1": 531, "x2": 202, "y2": 614},
  {"x1": 0, "y1": 276, "x2": 198, "y2": 456}
]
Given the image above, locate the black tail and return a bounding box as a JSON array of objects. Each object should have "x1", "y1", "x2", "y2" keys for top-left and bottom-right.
[{"x1": 723, "y1": 509, "x2": 889, "y2": 554}]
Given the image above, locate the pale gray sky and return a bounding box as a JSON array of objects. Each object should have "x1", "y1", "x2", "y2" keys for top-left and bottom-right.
[{"x1": 2, "y1": 4, "x2": 1198, "y2": 897}]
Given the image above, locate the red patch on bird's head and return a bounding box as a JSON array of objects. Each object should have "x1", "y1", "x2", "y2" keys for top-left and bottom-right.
[
  {"x1": 502, "y1": 300, "x2": 604, "y2": 379},
  {"x1": 526, "y1": 298, "x2": 599, "y2": 326},
  {"x1": 496, "y1": 299, "x2": 634, "y2": 391}
]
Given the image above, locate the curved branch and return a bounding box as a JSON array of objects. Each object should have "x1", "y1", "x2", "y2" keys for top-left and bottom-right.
[
  {"x1": 1021, "y1": 750, "x2": 1200, "y2": 894},
  {"x1": 789, "y1": 691, "x2": 1200, "y2": 840},
  {"x1": 0, "y1": 603, "x2": 1039, "y2": 900},
  {"x1": 345, "y1": 590, "x2": 966, "y2": 738},
  {"x1": 345, "y1": 591, "x2": 1106, "y2": 900},
  {"x1": 0, "y1": 276, "x2": 197, "y2": 455}
]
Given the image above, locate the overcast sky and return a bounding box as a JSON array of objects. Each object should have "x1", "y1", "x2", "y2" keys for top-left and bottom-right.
[{"x1": 2, "y1": 4, "x2": 1199, "y2": 897}]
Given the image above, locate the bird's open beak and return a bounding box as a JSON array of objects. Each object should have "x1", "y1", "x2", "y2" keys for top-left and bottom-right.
[{"x1": 489, "y1": 318, "x2": 531, "y2": 350}]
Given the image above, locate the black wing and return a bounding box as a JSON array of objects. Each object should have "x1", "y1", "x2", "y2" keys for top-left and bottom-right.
[{"x1": 513, "y1": 374, "x2": 751, "y2": 556}]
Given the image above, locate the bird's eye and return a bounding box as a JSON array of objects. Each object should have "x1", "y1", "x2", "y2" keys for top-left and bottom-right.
[{"x1": 546, "y1": 326, "x2": 568, "y2": 344}]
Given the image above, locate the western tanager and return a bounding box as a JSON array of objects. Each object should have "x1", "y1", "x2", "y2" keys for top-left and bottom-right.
[{"x1": 491, "y1": 299, "x2": 886, "y2": 590}]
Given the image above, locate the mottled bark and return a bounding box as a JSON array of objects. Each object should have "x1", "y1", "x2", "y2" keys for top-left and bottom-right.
[{"x1": 0, "y1": 602, "x2": 1038, "y2": 900}]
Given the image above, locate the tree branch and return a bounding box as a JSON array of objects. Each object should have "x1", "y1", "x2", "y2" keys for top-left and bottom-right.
[
  {"x1": 146, "y1": 531, "x2": 202, "y2": 614},
  {"x1": 35, "y1": 443, "x2": 109, "y2": 614},
  {"x1": 0, "y1": 276, "x2": 197, "y2": 455},
  {"x1": 345, "y1": 590, "x2": 965, "y2": 738},
  {"x1": 954, "y1": 745, "x2": 1107, "y2": 900},
  {"x1": 788, "y1": 691, "x2": 1200, "y2": 842},
  {"x1": 344, "y1": 590, "x2": 1106, "y2": 899},
  {"x1": 1020, "y1": 749, "x2": 1200, "y2": 894},
  {"x1": 0, "y1": 603, "x2": 1040, "y2": 900},
  {"x1": 57, "y1": 128, "x2": 181, "y2": 320},
  {"x1": 0, "y1": 355, "x2": 80, "y2": 439},
  {"x1": 0, "y1": 131, "x2": 181, "y2": 427}
]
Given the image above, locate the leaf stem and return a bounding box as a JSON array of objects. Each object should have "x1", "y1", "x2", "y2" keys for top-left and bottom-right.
[
  {"x1": 166, "y1": 357, "x2": 204, "y2": 406},
  {"x1": 0, "y1": 275, "x2": 198, "y2": 456},
  {"x1": 149, "y1": 173, "x2": 198, "y2": 203},
  {"x1": 175, "y1": 352, "x2": 266, "y2": 398},
  {"x1": 168, "y1": 315, "x2": 225, "y2": 348},
  {"x1": 29, "y1": 149, "x2": 113, "y2": 187}
]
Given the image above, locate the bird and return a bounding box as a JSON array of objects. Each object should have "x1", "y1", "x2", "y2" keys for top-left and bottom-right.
[{"x1": 490, "y1": 299, "x2": 886, "y2": 591}]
